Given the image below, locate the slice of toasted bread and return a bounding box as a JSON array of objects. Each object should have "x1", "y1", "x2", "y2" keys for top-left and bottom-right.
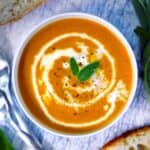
[
  {"x1": 102, "y1": 127, "x2": 150, "y2": 150},
  {"x1": 0, "y1": 0, "x2": 46, "y2": 25}
]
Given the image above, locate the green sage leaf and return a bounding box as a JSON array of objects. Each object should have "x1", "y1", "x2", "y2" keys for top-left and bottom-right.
[
  {"x1": 132, "y1": 0, "x2": 149, "y2": 30},
  {"x1": 0, "y1": 129, "x2": 14, "y2": 150},
  {"x1": 134, "y1": 26, "x2": 150, "y2": 41},
  {"x1": 144, "y1": 57, "x2": 150, "y2": 102},
  {"x1": 70, "y1": 57, "x2": 79, "y2": 75},
  {"x1": 78, "y1": 61, "x2": 100, "y2": 82},
  {"x1": 143, "y1": 42, "x2": 150, "y2": 65}
]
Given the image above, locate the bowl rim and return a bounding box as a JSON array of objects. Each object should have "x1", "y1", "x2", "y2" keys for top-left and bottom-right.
[{"x1": 12, "y1": 12, "x2": 138, "y2": 137}]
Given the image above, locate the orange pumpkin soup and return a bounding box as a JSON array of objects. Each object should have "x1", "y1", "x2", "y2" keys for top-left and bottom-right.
[{"x1": 18, "y1": 18, "x2": 133, "y2": 134}]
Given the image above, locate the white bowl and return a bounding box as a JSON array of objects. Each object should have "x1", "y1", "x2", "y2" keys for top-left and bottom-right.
[{"x1": 12, "y1": 13, "x2": 138, "y2": 137}]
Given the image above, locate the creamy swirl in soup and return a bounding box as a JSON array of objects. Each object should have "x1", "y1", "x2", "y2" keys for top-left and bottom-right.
[{"x1": 18, "y1": 18, "x2": 133, "y2": 134}]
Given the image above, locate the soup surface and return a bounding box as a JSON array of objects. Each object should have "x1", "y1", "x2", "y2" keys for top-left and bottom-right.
[{"x1": 18, "y1": 18, "x2": 133, "y2": 134}]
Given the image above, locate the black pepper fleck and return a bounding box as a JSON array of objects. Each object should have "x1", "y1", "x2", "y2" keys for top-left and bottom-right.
[
  {"x1": 72, "y1": 83, "x2": 77, "y2": 87},
  {"x1": 75, "y1": 94, "x2": 79, "y2": 97},
  {"x1": 78, "y1": 62, "x2": 83, "y2": 67},
  {"x1": 64, "y1": 98, "x2": 68, "y2": 101},
  {"x1": 73, "y1": 112, "x2": 77, "y2": 116}
]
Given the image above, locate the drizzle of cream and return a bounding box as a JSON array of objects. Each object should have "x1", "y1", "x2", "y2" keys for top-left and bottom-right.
[
  {"x1": 33, "y1": 33, "x2": 116, "y2": 107},
  {"x1": 31, "y1": 32, "x2": 128, "y2": 128},
  {"x1": 108, "y1": 81, "x2": 129, "y2": 103},
  {"x1": 63, "y1": 70, "x2": 109, "y2": 95},
  {"x1": 62, "y1": 62, "x2": 69, "y2": 69},
  {"x1": 104, "y1": 105, "x2": 109, "y2": 111}
]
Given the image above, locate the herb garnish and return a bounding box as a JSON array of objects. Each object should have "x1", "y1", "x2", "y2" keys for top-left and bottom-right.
[
  {"x1": 132, "y1": 0, "x2": 150, "y2": 101},
  {"x1": 78, "y1": 61, "x2": 100, "y2": 82},
  {"x1": 70, "y1": 57, "x2": 79, "y2": 75},
  {"x1": 69, "y1": 57, "x2": 100, "y2": 82}
]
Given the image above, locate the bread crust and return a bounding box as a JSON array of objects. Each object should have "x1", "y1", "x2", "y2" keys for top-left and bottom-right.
[
  {"x1": 102, "y1": 126, "x2": 150, "y2": 150},
  {"x1": 0, "y1": 0, "x2": 46, "y2": 25}
]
